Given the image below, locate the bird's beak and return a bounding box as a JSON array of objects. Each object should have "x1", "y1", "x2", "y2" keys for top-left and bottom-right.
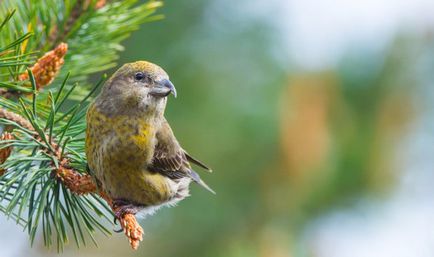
[{"x1": 149, "y1": 79, "x2": 177, "y2": 98}]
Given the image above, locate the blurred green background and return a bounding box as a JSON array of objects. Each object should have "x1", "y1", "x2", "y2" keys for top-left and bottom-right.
[{"x1": 3, "y1": 0, "x2": 434, "y2": 256}]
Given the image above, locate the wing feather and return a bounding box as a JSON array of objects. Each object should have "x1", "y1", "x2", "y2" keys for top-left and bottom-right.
[{"x1": 148, "y1": 119, "x2": 214, "y2": 194}]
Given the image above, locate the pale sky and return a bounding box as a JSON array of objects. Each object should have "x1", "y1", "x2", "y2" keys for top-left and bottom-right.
[{"x1": 280, "y1": 0, "x2": 434, "y2": 69}]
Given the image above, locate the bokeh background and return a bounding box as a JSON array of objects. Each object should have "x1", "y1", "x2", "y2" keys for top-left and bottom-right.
[{"x1": 3, "y1": 0, "x2": 434, "y2": 256}]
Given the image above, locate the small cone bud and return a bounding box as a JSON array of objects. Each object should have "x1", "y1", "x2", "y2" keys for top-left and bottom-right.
[
  {"x1": 19, "y1": 43, "x2": 68, "y2": 90},
  {"x1": 95, "y1": 0, "x2": 106, "y2": 9}
]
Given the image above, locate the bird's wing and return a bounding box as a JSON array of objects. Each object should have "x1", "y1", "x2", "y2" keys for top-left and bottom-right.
[{"x1": 148, "y1": 119, "x2": 215, "y2": 194}]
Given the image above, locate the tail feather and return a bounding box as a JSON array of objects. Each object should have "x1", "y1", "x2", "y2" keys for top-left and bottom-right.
[
  {"x1": 188, "y1": 169, "x2": 216, "y2": 195},
  {"x1": 185, "y1": 153, "x2": 212, "y2": 172}
]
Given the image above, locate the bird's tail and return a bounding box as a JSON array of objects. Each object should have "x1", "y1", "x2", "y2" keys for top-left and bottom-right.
[
  {"x1": 185, "y1": 153, "x2": 212, "y2": 172},
  {"x1": 188, "y1": 169, "x2": 216, "y2": 195}
]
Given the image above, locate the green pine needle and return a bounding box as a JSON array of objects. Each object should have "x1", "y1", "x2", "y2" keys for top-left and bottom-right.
[{"x1": 0, "y1": 0, "x2": 164, "y2": 251}]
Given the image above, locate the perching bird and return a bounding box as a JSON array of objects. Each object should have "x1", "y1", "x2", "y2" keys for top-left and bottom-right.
[{"x1": 85, "y1": 61, "x2": 214, "y2": 245}]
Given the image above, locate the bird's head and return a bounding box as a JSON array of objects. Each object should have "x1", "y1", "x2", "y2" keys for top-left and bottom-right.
[{"x1": 97, "y1": 61, "x2": 176, "y2": 116}]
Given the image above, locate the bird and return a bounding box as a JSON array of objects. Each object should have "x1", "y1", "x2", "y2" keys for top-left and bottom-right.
[{"x1": 85, "y1": 61, "x2": 214, "y2": 247}]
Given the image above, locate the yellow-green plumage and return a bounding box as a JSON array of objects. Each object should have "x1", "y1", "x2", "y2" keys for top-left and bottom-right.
[
  {"x1": 85, "y1": 61, "x2": 213, "y2": 217},
  {"x1": 86, "y1": 103, "x2": 171, "y2": 205}
]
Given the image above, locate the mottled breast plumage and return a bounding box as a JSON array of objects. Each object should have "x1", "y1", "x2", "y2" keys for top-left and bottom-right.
[{"x1": 85, "y1": 103, "x2": 172, "y2": 205}]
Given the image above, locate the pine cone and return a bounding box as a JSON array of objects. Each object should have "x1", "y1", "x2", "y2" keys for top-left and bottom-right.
[
  {"x1": 19, "y1": 42, "x2": 68, "y2": 90},
  {"x1": 0, "y1": 132, "x2": 14, "y2": 176}
]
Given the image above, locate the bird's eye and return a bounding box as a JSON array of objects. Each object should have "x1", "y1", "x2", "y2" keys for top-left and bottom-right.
[{"x1": 134, "y1": 72, "x2": 145, "y2": 81}]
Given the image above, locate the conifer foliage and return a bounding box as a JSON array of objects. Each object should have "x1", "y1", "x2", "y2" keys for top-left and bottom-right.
[{"x1": 0, "y1": 0, "x2": 163, "y2": 250}]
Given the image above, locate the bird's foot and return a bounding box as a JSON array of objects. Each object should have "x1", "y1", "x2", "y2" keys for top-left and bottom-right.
[{"x1": 112, "y1": 200, "x2": 144, "y2": 250}]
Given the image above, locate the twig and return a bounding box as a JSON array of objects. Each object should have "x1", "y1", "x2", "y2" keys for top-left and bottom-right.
[
  {"x1": 0, "y1": 89, "x2": 20, "y2": 99},
  {"x1": 0, "y1": 107, "x2": 32, "y2": 130},
  {"x1": 0, "y1": 132, "x2": 13, "y2": 176}
]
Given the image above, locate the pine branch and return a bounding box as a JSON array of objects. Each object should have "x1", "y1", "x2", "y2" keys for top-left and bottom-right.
[
  {"x1": 0, "y1": 103, "x2": 95, "y2": 194},
  {"x1": 0, "y1": 0, "x2": 163, "y2": 250},
  {"x1": 0, "y1": 72, "x2": 113, "y2": 250},
  {"x1": 0, "y1": 100, "x2": 142, "y2": 249}
]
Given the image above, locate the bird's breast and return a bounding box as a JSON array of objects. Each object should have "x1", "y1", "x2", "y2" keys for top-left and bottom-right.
[
  {"x1": 86, "y1": 105, "x2": 158, "y2": 168},
  {"x1": 86, "y1": 102, "x2": 173, "y2": 206}
]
